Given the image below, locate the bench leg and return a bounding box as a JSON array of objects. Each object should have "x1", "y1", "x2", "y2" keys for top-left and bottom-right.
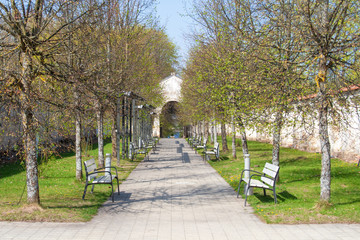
[
  {"x1": 237, "y1": 180, "x2": 243, "y2": 198},
  {"x1": 116, "y1": 178, "x2": 120, "y2": 195},
  {"x1": 82, "y1": 184, "x2": 89, "y2": 200},
  {"x1": 273, "y1": 187, "x2": 277, "y2": 204},
  {"x1": 110, "y1": 183, "x2": 114, "y2": 202},
  {"x1": 263, "y1": 188, "x2": 266, "y2": 196},
  {"x1": 244, "y1": 185, "x2": 250, "y2": 206},
  {"x1": 91, "y1": 184, "x2": 95, "y2": 193}
]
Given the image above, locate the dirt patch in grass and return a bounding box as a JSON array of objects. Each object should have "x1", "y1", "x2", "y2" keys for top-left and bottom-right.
[{"x1": 22, "y1": 204, "x2": 44, "y2": 213}]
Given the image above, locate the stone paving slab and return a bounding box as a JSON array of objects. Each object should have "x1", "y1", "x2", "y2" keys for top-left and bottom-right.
[{"x1": 1, "y1": 138, "x2": 360, "y2": 239}]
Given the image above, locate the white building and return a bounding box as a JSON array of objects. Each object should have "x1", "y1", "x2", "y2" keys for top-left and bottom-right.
[{"x1": 152, "y1": 73, "x2": 183, "y2": 137}]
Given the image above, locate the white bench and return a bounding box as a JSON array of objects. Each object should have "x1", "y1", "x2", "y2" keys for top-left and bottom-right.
[
  {"x1": 146, "y1": 135, "x2": 158, "y2": 151},
  {"x1": 237, "y1": 162, "x2": 280, "y2": 206},
  {"x1": 82, "y1": 159, "x2": 120, "y2": 202},
  {"x1": 204, "y1": 142, "x2": 219, "y2": 161},
  {"x1": 196, "y1": 138, "x2": 207, "y2": 152},
  {"x1": 142, "y1": 139, "x2": 154, "y2": 153},
  {"x1": 130, "y1": 142, "x2": 148, "y2": 160},
  {"x1": 192, "y1": 136, "x2": 202, "y2": 148},
  {"x1": 196, "y1": 138, "x2": 208, "y2": 159}
]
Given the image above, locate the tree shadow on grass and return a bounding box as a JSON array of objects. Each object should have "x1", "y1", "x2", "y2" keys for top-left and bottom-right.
[
  {"x1": 333, "y1": 198, "x2": 360, "y2": 206},
  {"x1": 0, "y1": 162, "x2": 25, "y2": 179},
  {"x1": 281, "y1": 156, "x2": 315, "y2": 166}
]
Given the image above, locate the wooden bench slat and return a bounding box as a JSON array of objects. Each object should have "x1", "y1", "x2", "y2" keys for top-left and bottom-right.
[
  {"x1": 261, "y1": 176, "x2": 274, "y2": 187},
  {"x1": 262, "y1": 168, "x2": 277, "y2": 179},
  {"x1": 93, "y1": 175, "x2": 112, "y2": 183},
  {"x1": 265, "y1": 162, "x2": 279, "y2": 172},
  {"x1": 85, "y1": 159, "x2": 97, "y2": 172},
  {"x1": 205, "y1": 151, "x2": 216, "y2": 154},
  {"x1": 249, "y1": 179, "x2": 270, "y2": 189}
]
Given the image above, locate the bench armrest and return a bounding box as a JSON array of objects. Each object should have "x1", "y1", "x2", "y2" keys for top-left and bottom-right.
[
  {"x1": 109, "y1": 166, "x2": 119, "y2": 177},
  {"x1": 249, "y1": 173, "x2": 263, "y2": 180},
  {"x1": 94, "y1": 167, "x2": 118, "y2": 178},
  {"x1": 240, "y1": 169, "x2": 262, "y2": 180},
  {"x1": 93, "y1": 170, "x2": 112, "y2": 175},
  {"x1": 247, "y1": 173, "x2": 264, "y2": 186},
  {"x1": 87, "y1": 170, "x2": 113, "y2": 179}
]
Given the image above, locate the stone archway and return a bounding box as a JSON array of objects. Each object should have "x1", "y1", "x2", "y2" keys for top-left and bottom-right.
[
  {"x1": 159, "y1": 101, "x2": 181, "y2": 138},
  {"x1": 153, "y1": 73, "x2": 182, "y2": 137}
]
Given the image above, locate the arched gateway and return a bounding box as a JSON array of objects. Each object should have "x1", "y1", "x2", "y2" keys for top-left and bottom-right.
[{"x1": 153, "y1": 73, "x2": 182, "y2": 137}]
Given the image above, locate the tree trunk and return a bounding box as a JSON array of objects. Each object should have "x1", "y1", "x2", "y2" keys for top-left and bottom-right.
[
  {"x1": 202, "y1": 120, "x2": 205, "y2": 140},
  {"x1": 214, "y1": 120, "x2": 217, "y2": 143},
  {"x1": 22, "y1": 107, "x2": 40, "y2": 204},
  {"x1": 116, "y1": 97, "x2": 121, "y2": 164},
  {"x1": 21, "y1": 52, "x2": 40, "y2": 204},
  {"x1": 272, "y1": 110, "x2": 282, "y2": 167},
  {"x1": 319, "y1": 95, "x2": 331, "y2": 201},
  {"x1": 111, "y1": 117, "x2": 117, "y2": 161},
  {"x1": 122, "y1": 97, "x2": 126, "y2": 159},
  {"x1": 205, "y1": 121, "x2": 209, "y2": 141},
  {"x1": 231, "y1": 115, "x2": 236, "y2": 159},
  {"x1": 75, "y1": 107, "x2": 82, "y2": 180},
  {"x1": 317, "y1": 0, "x2": 331, "y2": 203},
  {"x1": 272, "y1": 109, "x2": 283, "y2": 182},
  {"x1": 73, "y1": 87, "x2": 82, "y2": 180},
  {"x1": 210, "y1": 120, "x2": 214, "y2": 144},
  {"x1": 318, "y1": 58, "x2": 331, "y2": 201},
  {"x1": 237, "y1": 116, "x2": 249, "y2": 155},
  {"x1": 96, "y1": 101, "x2": 104, "y2": 168},
  {"x1": 221, "y1": 122, "x2": 228, "y2": 151}
]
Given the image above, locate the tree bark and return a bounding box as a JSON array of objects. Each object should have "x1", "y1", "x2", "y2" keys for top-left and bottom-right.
[
  {"x1": 272, "y1": 110, "x2": 282, "y2": 167},
  {"x1": 204, "y1": 121, "x2": 209, "y2": 141},
  {"x1": 221, "y1": 122, "x2": 228, "y2": 151},
  {"x1": 75, "y1": 89, "x2": 82, "y2": 180},
  {"x1": 318, "y1": 0, "x2": 331, "y2": 202},
  {"x1": 21, "y1": 52, "x2": 40, "y2": 204},
  {"x1": 210, "y1": 120, "x2": 214, "y2": 144},
  {"x1": 214, "y1": 120, "x2": 217, "y2": 143},
  {"x1": 237, "y1": 116, "x2": 249, "y2": 155},
  {"x1": 231, "y1": 115, "x2": 236, "y2": 159},
  {"x1": 272, "y1": 109, "x2": 283, "y2": 182},
  {"x1": 111, "y1": 117, "x2": 117, "y2": 161},
  {"x1": 96, "y1": 101, "x2": 104, "y2": 168},
  {"x1": 319, "y1": 93, "x2": 331, "y2": 201},
  {"x1": 318, "y1": 58, "x2": 331, "y2": 202},
  {"x1": 116, "y1": 97, "x2": 121, "y2": 164}
]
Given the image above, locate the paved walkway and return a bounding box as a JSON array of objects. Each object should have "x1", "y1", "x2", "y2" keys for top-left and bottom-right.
[{"x1": 1, "y1": 138, "x2": 360, "y2": 240}]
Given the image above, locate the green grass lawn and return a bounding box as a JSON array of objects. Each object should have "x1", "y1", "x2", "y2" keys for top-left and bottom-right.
[
  {"x1": 0, "y1": 141, "x2": 143, "y2": 222},
  {"x1": 2, "y1": 137, "x2": 360, "y2": 224},
  {"x1": 205, "y1": 138, "x2": 360, "y2": 224}
]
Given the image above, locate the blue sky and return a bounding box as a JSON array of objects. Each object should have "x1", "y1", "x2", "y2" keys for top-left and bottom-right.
[{"x1": 156, "y1": 0, "x2": 193, "y2": 66}]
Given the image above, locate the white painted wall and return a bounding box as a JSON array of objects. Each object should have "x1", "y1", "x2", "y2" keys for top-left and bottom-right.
[{"x1": 244, "y1": 96, "x2": 360, "y2": 163}]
